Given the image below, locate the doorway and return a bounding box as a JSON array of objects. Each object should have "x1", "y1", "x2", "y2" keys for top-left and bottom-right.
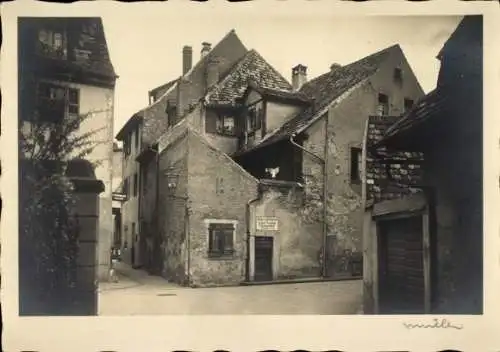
[
  {"x1": 378, "y1": 216, "x2": 425, "y2": 314},
  {"x1": 254, "y1": 236, "x2": 273, "y2": 282}
]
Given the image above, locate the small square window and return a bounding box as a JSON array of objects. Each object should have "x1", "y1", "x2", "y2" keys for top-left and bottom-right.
[
  {"x1": 404, "y1": 98, "x2": 414, "y2": 113},
  {"x1": 208, "y1": 223, "x2": 235, "y2": 257},
  {"x1": 376, "y1": 94, "x2": 389, "y2": 116}
]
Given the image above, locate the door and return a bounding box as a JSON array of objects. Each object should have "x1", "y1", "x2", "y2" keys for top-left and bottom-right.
[
  {"x1": 254, "y1": 236, "x2": 273, "y2": 282},
  {"x1": 378, "y1": 216, "x2": 424, "y2": 314}
]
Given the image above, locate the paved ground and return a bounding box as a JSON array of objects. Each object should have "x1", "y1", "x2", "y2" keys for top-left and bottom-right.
[{"x1": 98, "y1": 265, "x2": 363, "y2": 315}]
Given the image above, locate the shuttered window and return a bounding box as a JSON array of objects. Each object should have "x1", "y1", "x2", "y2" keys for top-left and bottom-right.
[{"x1": 208, "y1": 223, "x2": 235, "y2": 257}]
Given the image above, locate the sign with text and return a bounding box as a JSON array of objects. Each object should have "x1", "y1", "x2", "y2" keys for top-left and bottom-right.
[{"x1": 256, "y1": 216, "x2": 279, "y2": 231}]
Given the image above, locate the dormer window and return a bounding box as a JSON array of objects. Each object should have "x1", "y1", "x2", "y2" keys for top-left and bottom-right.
[
  {"x1": 37, "y1": 29, "x2": 67, "y2": 60},
  {"x1": 216, "y1": 115, "x2": 236, "y2": 136}
]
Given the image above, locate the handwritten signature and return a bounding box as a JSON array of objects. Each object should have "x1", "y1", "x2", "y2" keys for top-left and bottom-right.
[{"x1": 403, "y1": 318, "x2": 464, "y2": 330}]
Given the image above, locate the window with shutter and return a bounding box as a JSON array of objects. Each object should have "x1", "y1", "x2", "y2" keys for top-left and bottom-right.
[{"x1": 208, "y1": 223, "x2": 235, "y2": 257}]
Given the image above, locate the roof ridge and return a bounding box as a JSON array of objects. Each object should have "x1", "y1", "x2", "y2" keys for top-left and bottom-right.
[
  {"x1": 301, "y1": 43, "x2": 400, "y2": 91},
  {"x1": 151, "y1": 29, "x2": 247, "y2": 95}
]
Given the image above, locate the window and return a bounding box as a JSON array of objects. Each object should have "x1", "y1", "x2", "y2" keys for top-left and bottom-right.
[
  {"x1": 36, "y1": 82, "x2": 79, "y2": 123},
  {"x1": 133, "y1": 174, "x2": 138, "y2": 197},
  {"x1": 166, "y1": 102, "x2": 177, "y2": 127},
  {"x1": 350, "y1": 147, "x2": 362, "y2": 183},
  {"x1": 123, "y1": 135, "x2": 130, "y2": 157},
  {"x1": 216, "y1": 115, "x2": 236, "y2": 136},
  {"x1": 208, "y1": 223, "x2": 235, "y2": 257},
  {"x1": 376, "y1": 93, "x2": 389, "y2": 116},
  {"x1": 247, "y1": 103, "x2": 263, "y2": 132},
  {"x1": 37, "y1": 29, "x2": 67, "y2": 59},
  {"x1": 394, "y1": 68, "x2": 403, "y2": 84},
  {"x1": 404, "y1": 98, "x2": 414, "y2": 113}
]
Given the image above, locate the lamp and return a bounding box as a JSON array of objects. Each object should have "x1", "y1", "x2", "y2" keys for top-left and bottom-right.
[{"x1": 164, "y1": 172, "x2": 179, "y2": 191}]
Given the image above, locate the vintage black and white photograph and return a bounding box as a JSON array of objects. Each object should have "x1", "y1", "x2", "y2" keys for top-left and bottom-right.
[{"x1": 5, "y1": 3, "x2": 487, "y2": 326}]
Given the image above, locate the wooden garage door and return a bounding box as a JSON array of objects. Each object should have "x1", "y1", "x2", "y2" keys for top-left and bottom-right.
[{"x1": 378, "y1": 216, "x2": 424, "y2": 314}]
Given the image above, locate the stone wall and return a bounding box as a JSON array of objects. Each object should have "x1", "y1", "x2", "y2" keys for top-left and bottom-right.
[
  {"x1": 187, "y1": 130, "x2": 259, "y2": 286},
  {"x1": 158, "y1": 133, "x2": 189, "y2": 284}
]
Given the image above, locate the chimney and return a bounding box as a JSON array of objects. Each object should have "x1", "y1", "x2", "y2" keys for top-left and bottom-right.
[
  {"x1": 206, "y1": 56, "x2": 220, "y2": 88},
  {"x1": 201, "y1": 42, "x2": 211, "y2": 59},
  {"x1": 330, "y1": 63, "x2": 342, "y2": 72},
  {"x1": 182, "y1": 46, "x2": 193, "y2": 75},
  {"x1": 292, "y1": 64, "x2": 307, "y2": 91}
]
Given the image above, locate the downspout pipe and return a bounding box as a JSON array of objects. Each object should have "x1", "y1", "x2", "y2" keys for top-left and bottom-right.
[
  {"x1": 290, "y1": 132, "x2": 328, "y2": 278},
  {"x1": 246, "y1": 193, "x2": 261, "y2": 282}
]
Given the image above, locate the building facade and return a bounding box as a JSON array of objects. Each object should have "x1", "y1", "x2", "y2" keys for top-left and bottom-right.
[
  {"x1": 18, "y1": 17, "x2": 117, "y2": 282},
  {"x1": 118, "y1": 29, "x2": 425, "y2": 287},
  {"x1": 116, "y1": 29, "x2": 248, "y2": 270},
  {"x1": 362, "y1": 16, "x2": 482, "y2": 314}
]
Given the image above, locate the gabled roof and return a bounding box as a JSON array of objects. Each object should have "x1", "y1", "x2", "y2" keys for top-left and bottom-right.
[
  {"x1": 365, "y1": 115, "x2": 424, "y2": 204},
  {"x1": 127, "y1": 29, "x2": 248, "y2": 147},
  {"x1": 238, "y1": 44, "x2": 401, "y2": 154},
  {"x1": 205, "y1": 49, "x2": 293, "y2": 106},
  {"x1": 148, "y1": 79, "x2": 177, "y2": 100}
]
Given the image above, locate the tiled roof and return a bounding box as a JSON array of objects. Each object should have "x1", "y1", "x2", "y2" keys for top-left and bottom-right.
[
  {"x1": 205, "y1": 49, "x2": 293, "y2": 106},
  {"x1": 247, "y1": 82, "x2": 312, "y2": 105},
  {"x1": 240, "y1": 44, "x2": 400, "y2": 153},
  {"x1": 381, "y1": 88, "x2": 449, "y2": 145},
  {"x1": 365, "y1": 115, "x2": 424, "y2": 203},
  {"x1": 134, "y1": 29, "x2": 248, "y2": 148}
]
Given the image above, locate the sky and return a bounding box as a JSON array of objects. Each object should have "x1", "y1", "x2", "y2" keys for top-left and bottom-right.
[{"x1": 102, "y1": 14, "x2": 463, "y2": 134}]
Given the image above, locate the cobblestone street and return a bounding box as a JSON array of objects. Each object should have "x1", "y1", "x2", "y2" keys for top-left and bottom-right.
[{"x1": 98, "y1": 266, "x2": 363, "y2": 315}]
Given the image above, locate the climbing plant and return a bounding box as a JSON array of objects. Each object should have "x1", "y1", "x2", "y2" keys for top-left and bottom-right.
[{"x1": 19, "y1": 111, "x2": 103, "y2": 315}]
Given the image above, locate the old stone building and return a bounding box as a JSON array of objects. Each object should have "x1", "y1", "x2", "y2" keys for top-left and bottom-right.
[
  {"x1": 116, "y1": 29, "x2": 248, "y2": 270},
  {"x1": 362, "y1": 16, "x2": 482, "y2": 314},
  {"x1": 18, "y1": 17, "x2": 118, "y2": 282},
  {"x1": 234, "y1": 44, "x2": 425, "y2": 279},
  {"x1": 117, "y1": 29, "x2": 425, "y2": 287}
]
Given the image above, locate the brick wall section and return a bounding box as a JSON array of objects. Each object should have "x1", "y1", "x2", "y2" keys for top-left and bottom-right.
[
  {"x1": 187, "y1": 130, "x2": 259, "y2": 286},
  {"x1": 158, "y1": 133, "x2": 189, "y2": 284}
]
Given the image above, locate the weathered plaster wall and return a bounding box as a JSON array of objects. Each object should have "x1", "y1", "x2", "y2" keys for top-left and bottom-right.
[
  {"x1": 303, "y1": 52, "x2": 424, "y2": 276},
  {"x1": 250, "y1": 184, "x2": 320, "y2": 280},
  {"x1": 265, "y1": 101, "x2": 302, "y2": 135},
  {"x1": 187, "y1": 131, "x2": 259, "y2": 286}
]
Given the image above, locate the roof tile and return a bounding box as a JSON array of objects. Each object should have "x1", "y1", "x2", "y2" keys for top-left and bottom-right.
[
  {"x1": 239, "y1": 44, "x2": 400, "y2": 153},
  {"x1": 205, "y1": 49, "x2": 293, "y2": 106}
]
